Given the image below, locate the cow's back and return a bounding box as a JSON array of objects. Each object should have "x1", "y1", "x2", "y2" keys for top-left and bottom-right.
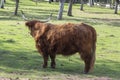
[{"x1": 45, "y1": 23, "x2": 96, "y2": 56}]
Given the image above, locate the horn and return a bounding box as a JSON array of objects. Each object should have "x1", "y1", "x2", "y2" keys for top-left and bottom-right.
[
  {"x1": 40, "y1": 13, "x2": 53, "y2": 23},
  {"x1": 21, "y1": 10, "x2": 29, "y2": 21},
  {"x1": 21, "y1": 10, "x2": 52, "y2": 22}
]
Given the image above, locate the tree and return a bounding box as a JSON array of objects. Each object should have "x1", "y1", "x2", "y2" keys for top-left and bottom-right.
[
  {"x1": 89, "y1": 0, "x2": 94, "y2": 7},
  {"x1": 73, "y1": 0, "x2": 78, "y2": 3},
  {"x1": 4, "y1": 0, "x2": 6, "y2": 3},
  {"x1": 67, "y1": 0, "x2": 74, "y2": 16},
  {"x1": 57, "y1": 0, "x2": 66, "y2": 20},
  {"x1": 14, "y1": 0, "x2": 19, "y2": 15},
  {"x1": 54, "y1": 0, "x2": 59, "y2": 2},
  {"x1": 80, "y1": 0, "x2": 84, "y2": 11},
  {"x1": 49, "y1": 0, "x2": 53, "y2": 3},
  {"x1": 114, "y1": 0, "x2": 119, "y2": 14},
  {"x1": 92, "y1": 0, "x2": 94, "y2": 5},
  {"x1": 0, "y1": 0, "x2": 5, "y2": 8}
]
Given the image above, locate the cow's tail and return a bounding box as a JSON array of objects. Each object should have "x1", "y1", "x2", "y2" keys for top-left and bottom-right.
[{"x1": 90, "y1": 29, "x2": 96, "y2": 72}]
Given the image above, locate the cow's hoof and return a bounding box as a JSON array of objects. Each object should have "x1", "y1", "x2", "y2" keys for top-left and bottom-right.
[
  {"x1": 42, "y1": 64, "x2": 47, "y2": 68},
  {"x1": 51, "y1": 65, "x2": 56, "y2": 68},
  {"x1": 83, "y1": 71, "x2": 89, "y2": 74},
  {"x1": 83, "y1": 72, "x2": 87, "y2": 74},
  {"x1": 51, "y1": 66, "x2": 55, "y2": 69}
]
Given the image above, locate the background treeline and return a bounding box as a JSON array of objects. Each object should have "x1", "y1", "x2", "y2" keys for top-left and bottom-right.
[{"x1": 0, "y1": 0, "x2": 120, "y2": 20}]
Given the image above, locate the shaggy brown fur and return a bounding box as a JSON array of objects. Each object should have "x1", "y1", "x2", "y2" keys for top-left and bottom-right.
[{"x1": 25, "y1": 20, "x2": 97, "y2": 74}]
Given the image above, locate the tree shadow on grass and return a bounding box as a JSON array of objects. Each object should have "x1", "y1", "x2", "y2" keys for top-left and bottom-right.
[
  {"x1": 0, "y1": 8, "x2": 57, "y2": 21},
  {"x1": 0, "y1": 38, "x2": 120, "y2": 79},
  {"x1": 0, "y1": 46, "x2": 120, "y2": 79},
  {"x1": 49, "y1": 58, "x2": 120, "y2": 79},
  {"x1": 84, "y1": 11, "x2": 114, "y2": 14},
  {"x1": 63, "y1": 17, "x2": 120, "y2": 27}
]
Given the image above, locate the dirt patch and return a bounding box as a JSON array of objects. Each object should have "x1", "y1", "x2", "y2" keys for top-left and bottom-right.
[
  {"x1": 0, "y1": 77, "x2": 31, "y2": 80},
  {"x1": 0, "y1": 76, "x2": 112, "y2": 80},
  {"x1": 94, "y1": 77, "x2": 112, "y2": 80},
  {"x1": 0, "y1": 77, "x2": 11, "y2": 80}
]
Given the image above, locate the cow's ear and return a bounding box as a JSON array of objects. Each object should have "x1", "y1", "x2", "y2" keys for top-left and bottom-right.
[
  {"x1": 25, "y1": 21, "x2": 31, "y2": 27},
  {"x1": 25, "y1": 20, "x2": 38, "y2": 27}
]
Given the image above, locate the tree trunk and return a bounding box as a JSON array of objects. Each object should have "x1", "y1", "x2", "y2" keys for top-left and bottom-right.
[
  {"x1": 14, "y1": 0, "x2": 19, "y2": 15},
  {"x1": 4, "y1": 0, "x2": 6, "y2": 3},
  {"x1": 80, "y1": 0, "x2": 84, "y2": 11},
  {"x1": 73, "y1": 0, "x2": 78, "y2": 3},
  {"x1": 54, "y1": 0, "x2": 59, "y2": 2},
  {"x1": 67, "y1": 0, "x2": 74, "y2": 16},
  {"x1": 89, "y1": 0, "x2": 94, "y2": 7},
  {"x1": 0, "y1": 0, "x2": 5, "y2": 8},
  {"x1": 57, "y1": 0, "x2": 66, "y2": 20},
  {"x1": 92, "y1": 0, "x2": 94, "y2": 5},
  {"x1": 110, "y1": 0, "x2": 112, "y2": 9},
  {"x1": 114, "y1": 0, "x2": 119, "y2": 14},
  {"x1": 49, "y1": 0, "x2": 53, "y2": 3}
]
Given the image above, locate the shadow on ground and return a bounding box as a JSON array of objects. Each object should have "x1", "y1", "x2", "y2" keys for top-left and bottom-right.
[{"x1": 0, "y1": 46, "x2": 120, "y2": 79}]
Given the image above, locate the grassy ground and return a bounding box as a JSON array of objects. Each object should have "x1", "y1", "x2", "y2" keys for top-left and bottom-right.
[{"x1": 0, "y1": 0, "x2": 120, "y2": 80}]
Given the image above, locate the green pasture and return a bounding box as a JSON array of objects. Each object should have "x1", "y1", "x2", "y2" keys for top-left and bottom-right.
[{"x1": 0, "y1": 0, "x2": 120, "y2": 80}]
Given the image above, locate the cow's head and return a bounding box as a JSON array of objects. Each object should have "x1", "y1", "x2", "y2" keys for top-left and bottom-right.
[
  {"x1": 25, "y1": 20, "x2": 39, "y2": 37},
  {"x1": 25, "y1": 20, "x2": 51, "y2": 41},
  {"x1": 22, "y1": 10, "x2": 52, "y2": 38}
]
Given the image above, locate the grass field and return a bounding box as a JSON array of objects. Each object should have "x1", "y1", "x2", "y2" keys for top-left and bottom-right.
[{"x1": 0, "y1": 0, "x2": 120, "y2": 80}]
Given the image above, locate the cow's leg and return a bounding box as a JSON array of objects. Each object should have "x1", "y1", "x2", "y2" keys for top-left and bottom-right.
[
  {"x1": 80, "y1": 53, "x2": 94, "y2": 74},
  {"x1": 84, "y1": 56, "x2": 91, "y2": 74},
  {"x1": 42, "y1": 54, "x2": 49, "y2": 68},
  {"x1": 50, "y1": 54, "x2": 56, "y2": 68}
]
